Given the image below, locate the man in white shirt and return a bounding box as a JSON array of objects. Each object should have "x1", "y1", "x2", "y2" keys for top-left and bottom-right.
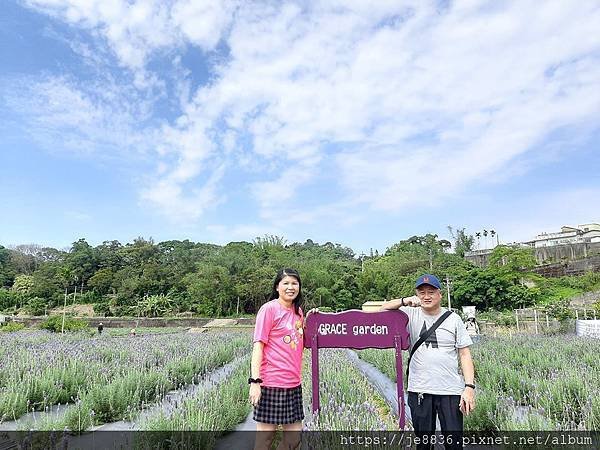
[{"x1": 381, "y1": 274, "x2": 475, "y2": 450}]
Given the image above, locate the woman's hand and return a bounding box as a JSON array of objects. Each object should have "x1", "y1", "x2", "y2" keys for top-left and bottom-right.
[
  {"x1": 249, "y1": 383, "x2": 261, "y2": 407},
  {"x1": 305, "y1": 307, "x2": 320, "y2": 319}
]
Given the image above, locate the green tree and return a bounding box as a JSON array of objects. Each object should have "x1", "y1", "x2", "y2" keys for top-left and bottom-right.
[
  {"x1": 235, "y1": 265, "x2": 274, "y2": 313},
  {"x1": 96, "y1": 240, "x2": 124, "y2": 271},
  {"x1": 0, "y1": 246, "x2": 17, "y2": 287},
  {"x1": 447, "y1": 226, "x2": 475, "y2": 258},
  {"x1": 25, "y1": 297, "x2": 47, "y2": 316},
  {"x1": 489, "y1": 245, "x2": 536, "y2": 273},
  {"x1": 30, "y1": 265, "x2": 62, "y2": 308},
  {"x1": 313, "y1": 286, "x2": 333, "y2": 307},
  {"x1": 0, "y1": 289, "x2": 18, "y2": 311},
  {"x1": 184, "y1": 265, "x2": 234, "y2": 316},
  {"x1": 66, "y1": 238, "x2": 98, "y2": 291},
  {"x1": 12, "y1": 274, "x2": 34, "y2": 296},
  {"x1": 11, "y1": 274, "x2": 35, "y2": 309},
  {"x1": 88, "y1": 268, "x2": 116, "y2": 295}
]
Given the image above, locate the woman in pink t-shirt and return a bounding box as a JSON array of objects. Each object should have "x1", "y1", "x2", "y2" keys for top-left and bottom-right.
[{"x1": 249, "y1": 268, "x2": 305, "y2": 449}]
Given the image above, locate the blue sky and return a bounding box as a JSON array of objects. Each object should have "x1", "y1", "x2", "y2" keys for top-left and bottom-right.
[{"x1": 1, "y1": 0, "x2": 599, "y2": 254}]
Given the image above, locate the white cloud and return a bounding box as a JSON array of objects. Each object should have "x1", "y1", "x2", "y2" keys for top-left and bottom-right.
[
  {"x1": 1, "y1": 74, "x2": 156, "y2": 158},
  {"x1": 25, "y1": 0, "x2": 237, "y2": 68},
  {"x1": 174, "y1": 0, "x2": 600, "y2": 222},
  {"x1": 140, "y1": 162, "x2": 226, "y2": 222},
  {"x1": 17, "y1": 0, "x2": 600, "y2": 231}
]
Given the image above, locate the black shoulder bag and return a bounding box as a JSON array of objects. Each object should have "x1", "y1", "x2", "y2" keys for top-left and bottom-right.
[{"x1": 406, "y1": 310, "x2": 453, "y2": 379}]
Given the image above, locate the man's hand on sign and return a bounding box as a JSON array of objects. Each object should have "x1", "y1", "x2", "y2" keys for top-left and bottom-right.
[{"x1": 403, "y1": 295, "x2": 421, "y2": 307}]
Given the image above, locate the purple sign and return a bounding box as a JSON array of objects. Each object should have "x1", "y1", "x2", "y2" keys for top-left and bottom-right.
[{"x1": 305, "y1": 310, "x2": 410, "y2": 429}]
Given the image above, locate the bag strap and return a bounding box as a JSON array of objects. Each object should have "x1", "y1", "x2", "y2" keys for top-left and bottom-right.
[{"x1": 406, "y1": 310, "x2": 453, "y2": 379}]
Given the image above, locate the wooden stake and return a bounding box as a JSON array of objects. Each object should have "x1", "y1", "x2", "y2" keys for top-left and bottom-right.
[{"x1": 61, "y1": 288, "x2": 67, "y2": 334}]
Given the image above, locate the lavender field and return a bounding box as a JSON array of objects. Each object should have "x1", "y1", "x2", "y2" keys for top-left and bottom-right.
[
  {"x1": 359, "y1": 335, "x2": 600, "y2": 431},
  {"x1": 0, "y1": 329, "x2": 250, "y2": 430},
  {"x1": 0, "y1": 329, "x2": 598, "y2": 433}
]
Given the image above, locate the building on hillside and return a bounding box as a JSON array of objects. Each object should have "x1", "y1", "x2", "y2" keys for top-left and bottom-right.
[
  {"x1": 523, "y1": 223, "x2": 600, "y2": 248},
  {"x1": 465, "y1": 222, "x2": 600, "y2": 268}
]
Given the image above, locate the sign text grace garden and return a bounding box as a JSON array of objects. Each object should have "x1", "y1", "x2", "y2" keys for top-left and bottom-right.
[{"x1": 304, "y1": 310, "x2": 410, "y2": 429}]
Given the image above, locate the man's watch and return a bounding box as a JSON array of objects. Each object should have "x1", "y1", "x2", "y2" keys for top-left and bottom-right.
[
  {"x1": 248, "y1": 377, "x2": 263, "y2": 385},
  {"x1": 465, "y1": 383, "x2": 475, "y2": 390},
  {"x1": 400, "y1": 297, "x2": 406, "y2": 306}
]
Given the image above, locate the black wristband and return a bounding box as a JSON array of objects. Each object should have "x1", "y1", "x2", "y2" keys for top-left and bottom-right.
[
  {"x1": 400, "y1": 297, "x2": 406, "y2": 306},
  {"x1": 465, "y1": 383, "x2": 475, "y2": 389},
  {"x1": 248, "y1": 377, "x2": 263, "y2": 385}
]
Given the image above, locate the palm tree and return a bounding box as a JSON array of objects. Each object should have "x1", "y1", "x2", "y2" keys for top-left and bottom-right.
[{"x1": 490, "y1": 230, "x2": 497, "y2": 247}]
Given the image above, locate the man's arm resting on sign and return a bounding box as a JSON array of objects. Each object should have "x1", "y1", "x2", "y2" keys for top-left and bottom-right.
[
  {"x1": 249, "y1": 341, "x2": 264, "y2": 406},
  {"x1": 458, "y1": 346, "x2": 475, "y2": 415},
  {"x1": 380, "y1": 295, "x2": 421, "y2": 310}
]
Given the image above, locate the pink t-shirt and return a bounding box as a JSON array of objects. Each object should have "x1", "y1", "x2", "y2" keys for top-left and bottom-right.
[{"x1": 253, "y1": 299, "x2": 304, "y2": 388}]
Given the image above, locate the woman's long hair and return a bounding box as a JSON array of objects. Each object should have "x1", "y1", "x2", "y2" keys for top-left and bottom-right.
[{"x1": 269, "y1": 268, "x2": 303, "y2": 316}]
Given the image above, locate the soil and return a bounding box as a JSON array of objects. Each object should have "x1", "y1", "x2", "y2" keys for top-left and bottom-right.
[{"x1": 50, "y1": 304, "x2": 96, "y2": 317}]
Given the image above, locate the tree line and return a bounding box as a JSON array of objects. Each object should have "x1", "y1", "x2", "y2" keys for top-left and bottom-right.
[{"x1": 1, "y1": 231, "x2": 598, "y2": 317}]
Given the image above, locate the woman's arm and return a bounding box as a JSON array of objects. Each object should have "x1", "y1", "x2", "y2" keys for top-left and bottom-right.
[
  {"x1": 302, "y1": 308, "x2": 318, "y2": 348},
  {"x1": 249, "y1": 341, "x2": 264, "y2": 406},
  {"x1": 251, "y1": 341, "x2": 264, "y2": 379}
]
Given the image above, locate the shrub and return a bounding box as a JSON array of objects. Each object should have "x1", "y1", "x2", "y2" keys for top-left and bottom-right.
[
  {"x1": 40, "y1": 315, "x2": 88, "y2": 332},
  {"x1": 25, "y1": 297, "x2": 48, "y2": 316},
  {"x1": 111, "y1": 305, "x2": 137, "y2": 317},
  {"x1": 93, "y1": 299, "x2": 111, "y2": 316},
  {"x1": 547, "y1": 298, "x2": 575, "y2": 322},
  {"x1": 0, "y1": 322, "x2": 25, "y2": 332},
  {"x1": 0, "y1": 288, "x2": 18, "y2": 311},
  {"x1": 478, "y1": 309, "x2": 516, "y2": 326},
  {"x1": 78, "y1": 291, "x2": 101, "y2": 304}
]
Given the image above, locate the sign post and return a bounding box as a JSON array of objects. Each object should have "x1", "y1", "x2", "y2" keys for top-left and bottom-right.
[{"x1": 304, "y1": 310, "x2": 410, "y2": 429}]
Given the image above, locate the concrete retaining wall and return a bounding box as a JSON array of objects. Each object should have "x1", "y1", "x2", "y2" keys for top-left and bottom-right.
[
  {"x1": 13, "y1": 316, "x2": 256, "y2": 328},
  {"x1": 533, "y1": 255, "x2": 600, "y2": 277},
  {"x1": 466, "y1": 243, "x2": 600, "y2": 272},
  {"x1": 569, "y1": 290, "x2": 600, "y2": 307}
]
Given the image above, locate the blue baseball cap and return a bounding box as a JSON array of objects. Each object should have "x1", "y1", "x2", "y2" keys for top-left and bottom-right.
[{"x1": 415, "y1": 274, "x2": 442, "y2": 290}]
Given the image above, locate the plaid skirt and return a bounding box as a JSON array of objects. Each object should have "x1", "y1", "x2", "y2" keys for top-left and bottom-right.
[{"x1": 253, "y1": 385, "x2": 304, "y2": 424}]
